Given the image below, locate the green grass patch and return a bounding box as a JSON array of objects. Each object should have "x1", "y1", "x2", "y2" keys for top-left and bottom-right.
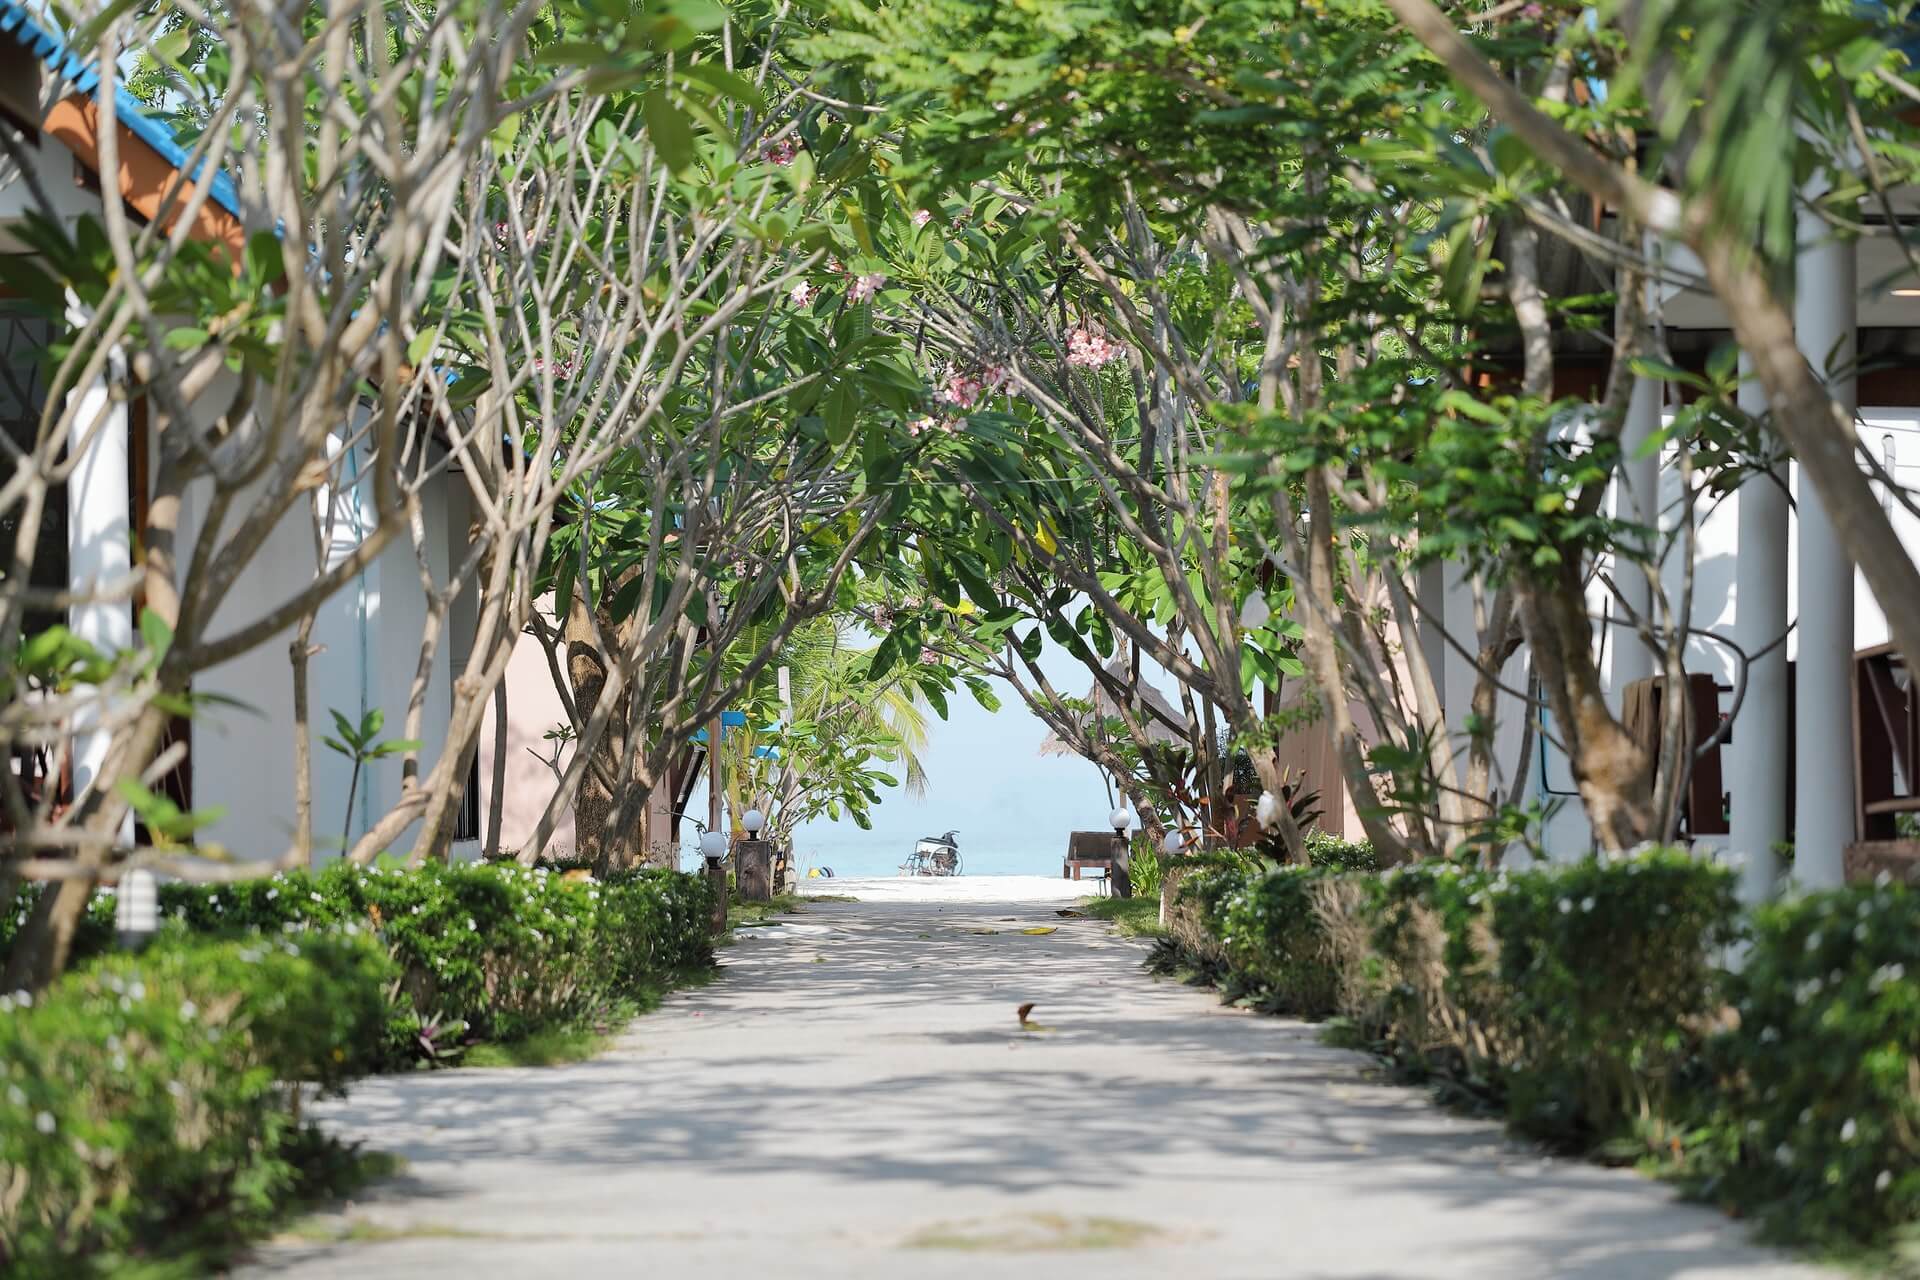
[
  {"x1": 89, "y1": 1141, "x2": 402, "y2": 1280},
  {"x1": 727, "y1": 890, "x2": 854, "y2": 930},
  {"x1": 902, "y1": 1213, "x2": 1163, "y2": 1251},
  {"x1": 275, "y1": 1215, "x2": 502, "y2": 1247},
  {"x1": 461, "y1": 1024, "x2": 607, "y2": 1069},
  {"x1": 459, "y1": 966, "x2": 716, "y2": 1069},
  {"x1": 1077, "y1": 894, "x2": 1164, "y2": 937}
]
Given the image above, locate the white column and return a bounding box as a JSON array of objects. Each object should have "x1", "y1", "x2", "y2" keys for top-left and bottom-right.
[
  {"x1": 65, "y1": 358, "x2": 134, "y2": 802},
  {"x1": 1440, "y1": 559, "x2": 1477, "y2": 745},
  {"x1": 1416, "y1": 561, "x2": 1449, "y2": 720},
  {"x1": 1609, "y1": 372, "x2": 1662, "y2": 698},
  {"x1": 1792, "y1": 211, "x2": 1857, "y2": 889},
  {"x1": 1729, "y1": 357, "x2": 1788, "y2": 903}
]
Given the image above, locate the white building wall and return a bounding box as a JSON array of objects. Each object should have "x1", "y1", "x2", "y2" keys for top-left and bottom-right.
[
  {"x1": 180, "y1": 423, "x2": 467, "y2": 863},
  {"x1": 1521, "y1": 410, "x2": 1920, "y2": 857}
]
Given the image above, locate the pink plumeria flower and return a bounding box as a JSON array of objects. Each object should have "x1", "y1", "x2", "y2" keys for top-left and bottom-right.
[
  {"x1": 764, "y1": 137, "x2": 799, "y2": 166},
  {"x1": 847, "y1": 272, "x2": 885, "y2": 303},
  {"x1": 790, "y1": 281, "x2": 818, "y2": 307},
  {"x1": 939, "y1": 370, "x2": 983, "y2": 409},
  {"x1": 1066, "y1": 326, "x2": 1125, "y2": 368},
  {"x1": 912, "y1": 209, "x2": 933, "y2": 228}
]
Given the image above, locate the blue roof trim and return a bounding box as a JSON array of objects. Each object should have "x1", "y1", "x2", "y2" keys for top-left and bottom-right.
[{"x1": 0, "y1": 0, "x2": 242, "y2": 219}]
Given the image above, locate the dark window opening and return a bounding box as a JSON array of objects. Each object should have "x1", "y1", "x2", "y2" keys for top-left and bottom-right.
[{"x1": 454, "y1": 749, "x2": 481, "y2": 842}]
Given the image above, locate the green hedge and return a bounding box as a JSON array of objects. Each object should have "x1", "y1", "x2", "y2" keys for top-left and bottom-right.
[
  {"x1": 1352, "y1": 854, "x2": 1741, "y2": 1151},
  {"x1": 1707, "y1": 883, "x2": 1920, "y2": 1247},
  {"x1": 1167, "y1": 852, "x2": 1741, "y2": 1152},
  {"x1": 1215, "y1": 865, "x2": 1344, "y2": 1017},
  {"x1": 1159, "y1": 849, "x2": 1920, "y2": 1250},
  {"x1": 0, "y1": 933, "x2": 391, "y2": 1275},
  {"x1": 1159, "y1": 837, "x2": 1378, "y2": 1005},
  {"x1": 4, "y1": 862, "x2": 716, "y2": 1064}
]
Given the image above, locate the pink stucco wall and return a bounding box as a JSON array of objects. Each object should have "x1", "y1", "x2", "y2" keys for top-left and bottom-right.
[{"x1": 476, "y1": 622, "x2": 576, "y2": 860}]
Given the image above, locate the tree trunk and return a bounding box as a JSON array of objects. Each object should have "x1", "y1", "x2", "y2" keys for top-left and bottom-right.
[
  {"x1": 565, "y1": 598, "x2": 619, "y2": 868},
  {"x1": 1519, "y1": 565, "x2": 1655, "y2": 854}
]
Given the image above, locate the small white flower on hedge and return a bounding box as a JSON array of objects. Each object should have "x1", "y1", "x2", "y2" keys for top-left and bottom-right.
[
  {"x1": 179, "y1": 1000, "x2": 198, "y2": 1021},
  {"x1": 1841, "y1": 1118, "x2": 1858, "y2": 1142},
  {"x1": 1774, "y1": 1143, "x2": 1793, "y2": 1165},
  {"x1": 266, "y1": 889, "x2": 279, "y2": 900},
  {"x1": 1877, "y1": 1170, "x2": 1894, "y2": 1192},
  {"x1": 128, "y1": 981, "x2": 145, "y2": 1001},
  {"x1": 34, "y1": 1111, "x2": 55, "y2": 1134},
  {"x1": 1558, "y1": 898, "x2": 1572, "y2": 914},
  {"x1": 7, "y1": 1084, "x2": 24, "y2": 1106}
]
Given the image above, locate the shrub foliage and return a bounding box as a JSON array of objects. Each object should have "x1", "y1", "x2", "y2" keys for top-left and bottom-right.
[
  {"x1": 5, "y1": 862, "x2": 716, "y2": 1062},
  {"x1": 1708, "y1": 883, "x2": 1920, "y2": 1247},
  {"x1": 1160, "y1": 848, "x2": 1920, "y2": 1250},
  {"x1": 0, "y1": 934, "x2": 391, "y2": 1274}
]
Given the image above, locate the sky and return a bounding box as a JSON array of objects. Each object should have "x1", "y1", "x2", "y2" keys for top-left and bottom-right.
[{"x1": 687, "y1": 644, "x2": 1119, "y2": 879}]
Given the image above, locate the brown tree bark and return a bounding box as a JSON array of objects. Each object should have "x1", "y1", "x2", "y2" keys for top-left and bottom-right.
[
  {"x1": 1519, "y1": 563, "x2": 1656, "y2": 853},
  {"x1": 564, "y1": 596, "x2": 620, "y2": 869}
]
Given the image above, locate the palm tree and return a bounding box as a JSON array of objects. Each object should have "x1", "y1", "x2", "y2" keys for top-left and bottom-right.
[{"x1": 715, "y1": 615, "x2": 932, "y2": 841}]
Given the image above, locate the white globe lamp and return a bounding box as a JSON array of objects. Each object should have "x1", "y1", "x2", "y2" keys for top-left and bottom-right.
[
  {"x1": 742, "y1": 808, "x2": 766, "y2": 836},
  {"x1": 698, "y1": 830, "x2": 729, "y2": 862},
  {"x1": 1109, "y1": 807, "x2": 1131, "y2": 835},
  {"x1": 115, "y1": 867, "x2": 159, "y2": 950},
  {"x1": 1161, "y1": 828, "x2": 1186, "y2": 857}
]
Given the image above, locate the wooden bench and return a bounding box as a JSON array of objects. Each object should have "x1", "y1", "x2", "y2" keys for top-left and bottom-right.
[
  {"x1": 1063, "y1": 830, "x2": 1131, "y2": 897},
  {"x1": 1855, "y1": 644, "x2": 1919, "y2": 841},
  {"x1": 1621, "y1": 672, "x2": 1729, "y2": 836}
]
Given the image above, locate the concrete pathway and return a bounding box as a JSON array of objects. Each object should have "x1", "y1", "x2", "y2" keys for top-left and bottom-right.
[{"x1": 244, "y1": 885, "x2": 1833, "y2": 1279}]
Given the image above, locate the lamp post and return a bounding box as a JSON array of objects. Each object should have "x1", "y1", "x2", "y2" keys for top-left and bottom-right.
[
  {"x1": 1158, "y1": 825, "x2": 1188, "y2": 924},
  {"x1": 115, "y1": 868, "x2": 158, "y2": 951},
  {"x1": 1156, "y1": 826, "x2": 1187, "y2": 927},
  {"x1": 699, "y1": 828, "x2": 729, "y2": 935},
  {"x1": 1108, "y1": 807, "x2": 1134, "y2": 899},
  {"x1": 734, "y1": 806, "x2": 775, "y2": 904}
]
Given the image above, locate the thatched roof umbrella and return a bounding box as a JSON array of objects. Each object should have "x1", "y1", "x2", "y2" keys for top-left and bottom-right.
[{"x1": 1036, "y1": 657, "x2": 1187, "y2": 758}]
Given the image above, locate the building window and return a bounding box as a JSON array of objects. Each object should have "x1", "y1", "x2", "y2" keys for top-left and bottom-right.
[
  {"x1": 0, "y1": 307, "x2": 66, "y2": 637},
  {"x1": 453, "y1": 749, "x2": 481, "y2": 842}
]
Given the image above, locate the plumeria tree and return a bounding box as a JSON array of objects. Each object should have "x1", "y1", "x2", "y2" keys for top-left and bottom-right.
[
  {"x1": 811, "y1": 0, "x2": 1819, "y2": 865},
  {"x1": 0, "y1": 0, "x2": 555, "y2": 987}
]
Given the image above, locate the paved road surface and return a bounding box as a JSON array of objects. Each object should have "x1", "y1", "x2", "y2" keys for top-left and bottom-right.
[{"x1": 242, "y1": 887, "x2": 1832, "y2": 1279}]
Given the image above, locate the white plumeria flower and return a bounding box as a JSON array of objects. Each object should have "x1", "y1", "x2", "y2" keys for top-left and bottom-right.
[{"x1": 1255, "y1": 791, "x2": 1281, "y2": 832}]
